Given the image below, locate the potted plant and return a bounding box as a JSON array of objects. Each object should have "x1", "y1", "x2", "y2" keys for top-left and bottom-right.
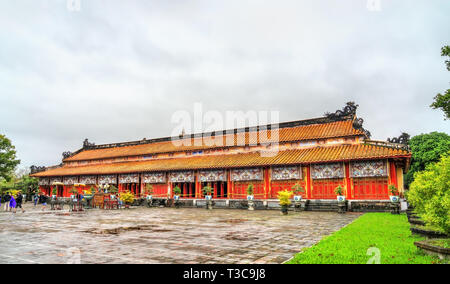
[
  {"x1": 291, "y1": 183, "x2": 305, "y2": 202},
  {"x1": 278, "y1": 189, "x2": 293, "y2": 215},
  {"x1": 388, "y1": 184, "x2": 399, "y2": 203},
  {"x1": 69, "y1": 187, "x2": 78, "y2": 200},
  {"x1": 334, "y1": 185, "x2": 347, "y2": 213},
  {"x1": 203, "y1": 185, "x2": 213, "y2": 210},
  {"x1": 172, "y1": 186, "x2": 182, "y2": 208},
  {"x1": 52, "y1": 187, "x2": 58, "y2": 200},
  {"x1": 145, "y1": 184, "x2": 153, "y2": 200},
  {"x1": 119, "y1": 191, "x2": 135, "y2": 209},
  {"x1": 173, "y1": 185, "x2": 181, "y2": 200},
  {"x1": 246, "y1": 184, "x2": 255, "y2": 211},
  {"x1": 109, "y1": 185, "x2": 118, "y2": 199},
  {"x1": 334, "y1": 185, "x2": 346, "y2": 202},
  {"x1": 246, "y1": 184, "x2": 254, "y2": 200}
]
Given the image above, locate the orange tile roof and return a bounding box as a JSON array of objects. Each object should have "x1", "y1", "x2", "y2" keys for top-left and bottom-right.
[
  {"x1": 65, "y1": 119, "x2": 365, "y2": 162},
  {"x1": 33, "y1": 143, "x2": 410, "y2": 177}
]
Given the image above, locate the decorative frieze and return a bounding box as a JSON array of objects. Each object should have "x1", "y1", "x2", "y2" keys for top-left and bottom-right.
[
  {"x1": 169, "y1": 171, "x2": 194, "y2": 183},
  {"x1": 80, "y1": 175, "x2": 97, "y2": 185},
  {"x1": 38, "y1": 178, "x2": 49, "y2": 186},
  {"x1": 231, "y1": 168, "x2": 263, "y2": 181},
  {"x1": 272, "y1": 166, "x2": 302, "y2": 180},
  {"x1": 49, "y1": 177, "x2": 62, "y2": 185},
  {"x1": 199, "y1": 170, "x2": 227, "y2": 182},
  {"x1": 350, "y1": 160, "x2": 388, "y2": 178},
  {"x1": 63, "y1": 176, "x2": 78, "y2": 185},
  {"x1": 142, "y1": 172, "x2": 166, "y2": 184},
  {"x1": 311, "y1": 163, "x2": 344, "y2": 179},
  {"x1": 98, "y1": 175, "x2": 117, "y2": 185},
  {"x1": 119, "y1": 173, "x2": 140, "y2": 184}
]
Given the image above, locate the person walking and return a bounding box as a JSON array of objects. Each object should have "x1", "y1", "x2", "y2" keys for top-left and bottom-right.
[
  {"x1": 15, "y1": 192, "x2": 25, "y2": 213},
  {"x1": 3, "y1": 192, "x2": 11, "y2": 211},
  {"x1": 9, "y1": 194, "x2": 16, "y2": 213},
  {"x1": 39, "y1": 193, "x2": 48, "y2": 211},
  {"x1": 34, "y1": 194, "x2": 39, "y2": 207}
]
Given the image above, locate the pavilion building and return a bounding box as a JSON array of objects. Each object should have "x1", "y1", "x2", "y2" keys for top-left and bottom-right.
[{"x1": 31, "y1": 114, "x2": 411, "y2": 202}]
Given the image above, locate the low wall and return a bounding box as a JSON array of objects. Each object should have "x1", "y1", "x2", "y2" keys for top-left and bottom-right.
[{"x1": 172, "y1": 198, "x2": 393, "y2": 212}]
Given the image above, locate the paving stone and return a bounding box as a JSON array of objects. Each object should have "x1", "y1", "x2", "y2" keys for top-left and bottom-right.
[{"x1": 0, "y1": 204, "x2": 360, "y2": 264}]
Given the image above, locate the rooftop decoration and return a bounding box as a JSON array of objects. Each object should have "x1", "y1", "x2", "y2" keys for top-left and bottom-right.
[
  {"x1": 30, "y1": 165, "x2": 46, "y2": 174},
  {"x1": 62, "y1": 151, "x2": 73, "y2": 160},
  {"x1": 325, "y1": 102, "x2": 371, "y2": 138},
  {"x1": 387, "y1": 132, "x2": 410, "y2": 145},
  {"x1": 83, "y1": 138, "x2": 95, "y2": 149}
]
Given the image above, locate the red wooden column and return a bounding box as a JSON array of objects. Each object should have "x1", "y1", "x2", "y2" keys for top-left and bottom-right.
[
  {"x1": 306, "y1": 165, "x2": 312, "y2": 199},
  {"x1": 227, "y1": 170, "x2": 233, "y2": 199},
  {"x1": 389, "y1": 161, "x2": 398, "y2": 188},
  {"x1": 344, "y1": 162, "x2": 353, "y2": 200},
  {"x1": 264, "y1": 168, "x2": 270, "y2": 199}
]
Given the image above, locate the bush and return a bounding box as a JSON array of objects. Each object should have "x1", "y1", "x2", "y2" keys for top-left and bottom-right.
[
  {"x1": 277, "y1": 190, "x2": 293, "y2": 206},
  {"x1": 408, "y1": 153, "x2": 450, "y2": 234},
  {"x1": 119, "y1": 191, "x2": 135, "y2": 204}
]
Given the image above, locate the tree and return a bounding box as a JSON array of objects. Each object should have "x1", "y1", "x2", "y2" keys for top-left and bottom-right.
[
  {"x1": 0, "y1": 134, "x2": 20, "y2": 182},
  {"x1": 16, "y1": 175, "x2": 39, "y2": 198},
  {"x1": 405, "y1": 132, "x2": 450, "y2": 188},
  {"x1": 408, "y1": 153, "x2": 450, "y2": 234},
  {"x1": 430, "y1": 46, "x2": 450, "y2": 119}
]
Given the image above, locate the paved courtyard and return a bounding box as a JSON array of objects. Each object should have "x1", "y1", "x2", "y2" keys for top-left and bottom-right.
[{"x1": 0, "y1": 204, "x2": 361, "y2": 264}]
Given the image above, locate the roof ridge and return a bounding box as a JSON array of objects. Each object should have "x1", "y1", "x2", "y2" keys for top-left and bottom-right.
[{"x1": 76, "y1": 115, "x2": 355, "y2": 152}]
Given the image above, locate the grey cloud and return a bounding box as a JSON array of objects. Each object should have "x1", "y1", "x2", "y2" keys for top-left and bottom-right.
[{"x1": 0, "y1": 0, "x2": 449, "y2": 170}]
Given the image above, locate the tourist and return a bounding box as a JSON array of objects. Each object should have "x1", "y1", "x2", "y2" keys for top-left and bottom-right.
[
  {"x1": 39, "y1": 193, "x2": 48, "y2": 211},
  {"x1": 3, "y1": 192, "x2": 11, "y2": 211},
  {"x1": 15, "y1": 192, "x2": 25, "y2": 213},
  {"x1": 9, "y1": 194, "x2": 16, "y2": 213},
  {"x1": 34, "y1": 194, "x2": 39, "y2": 207}
]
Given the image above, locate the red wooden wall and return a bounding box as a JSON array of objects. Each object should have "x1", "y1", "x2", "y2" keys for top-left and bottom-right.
[{"x1": 353, "y1": 177, "x2": 389, "y2": 200}]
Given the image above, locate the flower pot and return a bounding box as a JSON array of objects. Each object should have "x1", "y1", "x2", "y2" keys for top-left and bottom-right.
[
  {"x1": 293, "y1": 195, "x2": 302, "y2": 202},
  {"x1": 110, "y1": 195, "x2": 116, "y2": 200},
  {"x1": 389, "y1": 196, "x2": 399, "y2": 203},
  {"x1": 174, "y1": 195, "x2": 180, "y2": 201},
  {"x1": 281, "y1": 205, "x2": 289, "y2": 215},
  {"x1": 205, "y1": 195, "x2": 212, "y2": 200},
  {"x1": 337, "y1": 195, "x2": 346, "y2": 202},
  {"x1": 247, "y1": 195, "x2": 254, "y2": 201},
  {"x1": 146, "y1": 195, "x2": 152, "y2": 200},
  {"x1": 52, "y1": 195, "x2": 57, "y2": 200}
]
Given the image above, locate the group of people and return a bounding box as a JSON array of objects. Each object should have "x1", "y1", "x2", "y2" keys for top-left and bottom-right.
[
  {"x1": 0, "y1": 192, "x2": 51, "y2": 213},
  {"x1": 0, "y1": 192, "x2": 25, "y2": 213}
]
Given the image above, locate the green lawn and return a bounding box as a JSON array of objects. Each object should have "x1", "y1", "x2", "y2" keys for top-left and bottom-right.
[{"x1": 287, "y1": 213, "x2": 446, "y2": 264}]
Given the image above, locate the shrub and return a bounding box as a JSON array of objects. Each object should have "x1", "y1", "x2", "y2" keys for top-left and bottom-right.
[
  {"x1": 202, "y1": 185, "x2": 213, "y2": 196},
  {"x1": 69, "y1": 187, "x2": 78, "y2": 195},
  {"x1": 246, "y1": 184, "x2": 254, "y2": 196},
  {"x1": 109, "y1": 185, "x2": 119, "y2": 194},
  {"x1": 119, "y1": 191, "x2": 135, "y2": 204},
  {"x1": 334, "y1": 185, "x2": 344, "y2": 196},
  {"x1": 291, "y1": 183, "x2": 305, "y2": 195},
  {"x1": 144, "y1": 184, "x2": 153, "y2": 195},
  {"x1": 408, "y1": 153, "x2": 450, "y2": 234},
  {"x1": 388, "y1": 184, "x2": 398, "y2": 196},
  {"x1": 278, "y1": 190, "x2": 293, "y2": 206},
  {"x1": 173, "y1": 186, "x2": 181, "y2": 196}
]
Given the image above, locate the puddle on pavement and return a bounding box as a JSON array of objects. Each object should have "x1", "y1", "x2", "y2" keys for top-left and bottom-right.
[
  {"x1": 223, "y1": 232, "x2": 259, "y2": 241},
  {"x1": 218, "y1": 218, "x2": 248, "y2": 224},
  {"x1": 84, "y1": 224, "x2": 172, "y2": 235}
]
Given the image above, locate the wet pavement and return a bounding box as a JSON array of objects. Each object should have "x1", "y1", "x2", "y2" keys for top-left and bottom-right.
[{"x1": 0, "y1": 203, "x2": 361, "y2": 264}]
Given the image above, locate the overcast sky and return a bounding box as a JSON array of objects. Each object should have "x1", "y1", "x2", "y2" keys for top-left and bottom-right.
[{"x1": 0, "y1": 0, "x2": 449, "y2": 170}]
